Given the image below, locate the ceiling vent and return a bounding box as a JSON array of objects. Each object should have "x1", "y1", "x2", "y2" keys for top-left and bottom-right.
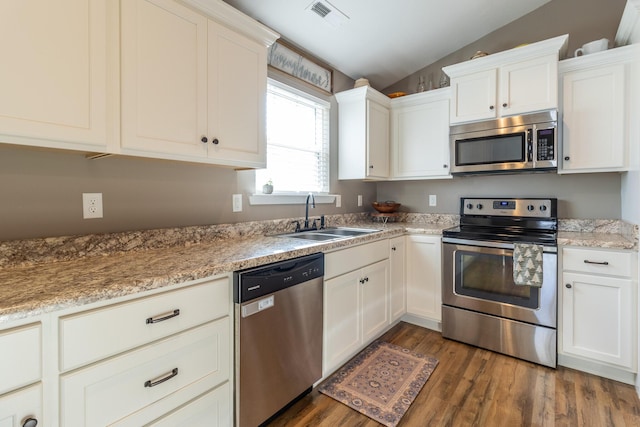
[
  {"x1": 311, "y1": 2, "x2": 331, "y2": 18},
  {"x1": 306, "y1": 1, "x2": 349, "y2": 28}
]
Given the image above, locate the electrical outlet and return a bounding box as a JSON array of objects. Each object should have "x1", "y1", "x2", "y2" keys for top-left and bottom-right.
[
  {"x1": 429, "y1": 194, "x2": 437, "y2": 207},
  {"x1": 357, "y1": 195, "x2": 363, "y2": 207},
  {"x1": 82, "y1": 193, "x2": 103, "y2": 219},
  {"x1": 232, "y1": 194, "x2": 242, "y2": 212},
  {"x1": 335, "y1": 195, "x2": 342, "y2": 207}
]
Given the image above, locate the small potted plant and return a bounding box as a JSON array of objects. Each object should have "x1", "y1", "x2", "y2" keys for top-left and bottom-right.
[{"x1": 262, "y1": 179, "x2": 274, "y2": 194}]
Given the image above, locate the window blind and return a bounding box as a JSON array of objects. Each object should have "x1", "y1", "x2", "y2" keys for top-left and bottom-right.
[{"x1": 256, "y1": 80, "x2": 330, "y2": 193}]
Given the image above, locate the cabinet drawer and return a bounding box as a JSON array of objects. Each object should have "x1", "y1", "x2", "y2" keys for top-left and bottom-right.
[
  {"x1": 0, "y1": 383, "x2": 42, "y2": 427},
  {"x1": 60, "y1": 277, "x2": 229, "y2": 371},
  {"x1": 147, "y1": 382, "x2": 231, "y2": 427},
  {"x1": 0, "y1": 323, "x2": 41, "y2": 395},
  {"x1": 325, "y1": 239, "x2": 388, "y2": 279},
  {"x1": 562, "y1": 247, "x2": 634, "y2": 277},
  {"x1": 60, "y1": 319, "x2": 230, "y2": 427}
]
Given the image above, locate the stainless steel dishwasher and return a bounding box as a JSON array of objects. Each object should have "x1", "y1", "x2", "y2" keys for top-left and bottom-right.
[{"x1": 233, "y1": 252, "x2": 324, "y2": 427}]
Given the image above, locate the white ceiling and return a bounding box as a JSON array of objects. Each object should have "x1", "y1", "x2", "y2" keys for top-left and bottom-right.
[{"x1": 222, "y1": 0, "x2": 552, "y2": 89}]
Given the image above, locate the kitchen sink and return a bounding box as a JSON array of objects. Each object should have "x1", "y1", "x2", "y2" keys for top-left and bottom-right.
[{"x1": 276, "y1": 227, "x2": 380, "y2": 241}]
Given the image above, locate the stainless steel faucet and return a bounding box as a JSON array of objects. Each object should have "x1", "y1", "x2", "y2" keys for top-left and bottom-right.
[{"x1": 303, "y1": 193, "x2": 316, "y2": 229}]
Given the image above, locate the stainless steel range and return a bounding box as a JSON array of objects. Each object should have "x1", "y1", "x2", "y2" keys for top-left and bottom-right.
[{"x1": 441, "y1": 197, "x2": 558, "y2": 368}]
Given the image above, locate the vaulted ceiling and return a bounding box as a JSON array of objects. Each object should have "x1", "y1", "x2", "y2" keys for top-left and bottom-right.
[{"x1": 222, "y1": 0, "x2": 552, "y2": 89}]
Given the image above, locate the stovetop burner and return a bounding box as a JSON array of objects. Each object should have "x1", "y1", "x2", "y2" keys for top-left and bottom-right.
[{"x1": 443, "y1": 197, "x2": 558, "y2": 246}]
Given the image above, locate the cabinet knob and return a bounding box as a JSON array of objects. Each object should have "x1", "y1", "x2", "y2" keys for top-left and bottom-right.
[
  {"x1": 443, "y1": 164, "x2": 448, "y2": 168},
  {"x1": 212, "y1": 138, "x2": 219, "y2": 145},
  {"x1": 201, "y1": 136, "x2": 208, "y2": 143},
  {"x1": 369, "y1": 165, "x2": 374, "y2": 169},
  {"x1": 489, "y1": 105, "x2": 495, "y2": 110},
  {"x1": 564, "y1": 156, "x2": 570, "y2": 161},
  {"x1": 565, "y1": 284, "x2": 572, "y2": 289},
  {"x1": 502, "y1": 103, "x2": 508, "y2": 108},
  {"x1": 391, "y1": 246, "x2": 396, "y2": 251},
  {"x1": 22, "y1": 418, "x2": 38, "y2": 427}
]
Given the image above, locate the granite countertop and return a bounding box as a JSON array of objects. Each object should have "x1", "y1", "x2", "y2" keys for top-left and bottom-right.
[
  {"x1": 0, "y1": 214, "x2": 636, "y2": 324},
  {"x1": 0, "y1": 219, "x2": 451, "y2": 323}
]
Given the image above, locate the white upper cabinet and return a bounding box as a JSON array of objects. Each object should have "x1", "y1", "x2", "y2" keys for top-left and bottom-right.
[
  {"x1": 120, "y1": 0, "x2": 208, "y2": 159},
  {"x1": 0, "y1": 0, "x2": 109, "y2": 150},
  {"x1": 120, "y1": 0, "x2": 272, "y2": 168},
  {"x1": 559, "y1": 44, "x2": 639, "y2": 173},
  {"x1": 444, "y1": 35, "x2": 568, "y2": 124},
  {"x1": 390, "y1": 88, "x2": 451, "y2": 179},
  {"x1": 336, "y1": 86, "x2": 390, "y2": 180}
]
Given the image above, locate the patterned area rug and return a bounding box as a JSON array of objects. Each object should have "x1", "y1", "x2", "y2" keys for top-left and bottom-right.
[{"x1": 318, "y1": 340, "x2": 438, "y2": 427}]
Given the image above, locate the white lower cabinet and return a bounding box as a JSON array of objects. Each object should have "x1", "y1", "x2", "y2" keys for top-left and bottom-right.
[
  {"x1": 389, "y1": 236, "x2": 406, "y2": 322},
  {"x1": 0, "y1": 322, "x2": 42, "y2": 427},
  {"x1": 58, "y1": 276, "x2": 233, "y2": 426},
  {"x1": 405, "y1": 235, "x2": 442, "y2": 324},
  {"x1": 60, "y1": 319, "x2": 230, "y2": 426},
  {"x1": 148, "y1": 382, "x2": 231, "y2": 427},
  {"x1": 0, "y1": 384, "x2": 42, "y2": 427},
  {"x1": 560, "y1": 247, "x2": 638, "y2": 375},
  {"x1": 323, "y1": 240, "x2": 390, "y2": 375}
]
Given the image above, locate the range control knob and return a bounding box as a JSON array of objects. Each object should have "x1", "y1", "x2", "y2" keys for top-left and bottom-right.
[
  {"x1": 466, "y1": 203, "x2": 473, "y2": 210},
  {"x1": 476, "y1": 203, "x2": 483, "y2": 210},
  {"x1": 540, "y1": 205, "x2": 548, "y2": 211},
  {"x1": 527, "y1": 205, "x2": 535, "y2": 211}
]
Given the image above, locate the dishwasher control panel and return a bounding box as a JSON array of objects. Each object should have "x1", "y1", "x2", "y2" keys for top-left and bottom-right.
[{"x1": 233, "y1": 252, "x2": 324, "y2": 303}]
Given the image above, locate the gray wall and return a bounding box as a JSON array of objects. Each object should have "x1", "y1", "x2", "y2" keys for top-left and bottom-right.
[
  {"x1": 378, "y1": 0, "x2": 627, "y2": 220},
  {"x1": 0, "y1": 69, "x2": 375, "y2": 241},
  {"x1": 377, "y1": 173, "x2": 621, "y2": 219},
  {"x1": 384, "y1": 0, "x2": 628, "y2": 95},
  {"x1": 0, "y1": 0, "x2": 628, "y2": 241}
]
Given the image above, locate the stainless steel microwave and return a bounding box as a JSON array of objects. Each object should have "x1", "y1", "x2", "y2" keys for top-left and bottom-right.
[{"x1": 450, "y1": 110, "x2": 557, "y2": 175}]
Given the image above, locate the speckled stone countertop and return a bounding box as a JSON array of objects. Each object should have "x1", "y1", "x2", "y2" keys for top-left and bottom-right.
[
  {"x1": 0, "y1": 213, "x2": 636, "y2": 324},
  {"x1": 0, "y1": 213, "x2": 454, "y2": 323},
  {"x1": 557, "y1": 218, "x2": 638, "y2": 250}
]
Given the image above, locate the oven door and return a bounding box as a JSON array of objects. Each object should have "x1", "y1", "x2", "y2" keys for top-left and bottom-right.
[{"x1": 442, "y1": 239, "x2": 557, "y2": 328}]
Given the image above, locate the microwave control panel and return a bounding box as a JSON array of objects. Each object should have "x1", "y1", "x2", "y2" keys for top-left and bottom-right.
[{"x1": 536, "y1": 128, "x2": 555, "y2": 161}]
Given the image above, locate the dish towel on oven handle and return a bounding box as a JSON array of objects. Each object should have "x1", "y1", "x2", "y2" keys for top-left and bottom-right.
[{"x1": 513, "y1": 243, "x2": 543, "y2": 287}]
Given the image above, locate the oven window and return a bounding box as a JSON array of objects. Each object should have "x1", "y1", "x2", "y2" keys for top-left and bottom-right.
[
  {"x1": 455, "y1": 250, "x2": 539, "y2": 309},
  {"x1": 455, "y1": 133, "x2": 525, "y2": 166}
]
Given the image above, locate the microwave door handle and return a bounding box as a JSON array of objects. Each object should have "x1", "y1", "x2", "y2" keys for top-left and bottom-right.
[{"x1": 527, "y1": 129, "x2": 533, "y2": 162}]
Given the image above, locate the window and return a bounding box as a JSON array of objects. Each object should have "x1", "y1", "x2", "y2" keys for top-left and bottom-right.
[{"x1": 255, "y1": 79, "x2": 330, "y2": 194}]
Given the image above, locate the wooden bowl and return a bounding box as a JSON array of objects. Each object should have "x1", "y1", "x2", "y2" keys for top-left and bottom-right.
[{"x1": 372, "y1": 201, "x2": 401, "y2": 213}]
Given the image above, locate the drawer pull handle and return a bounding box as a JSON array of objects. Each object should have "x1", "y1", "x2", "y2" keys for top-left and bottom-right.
[
  {"x1": 583, "y1": 260, "x2": 609, "y2": 266},
  {"x1": 22, "y1": 418, "x2": 38, "y2": 427},
  {"x1": 144, "y1": 368, "x2": 178, "y2": 388},
  {"x1": 146, "y1": 309, "x2": 180, "y2": 324}
]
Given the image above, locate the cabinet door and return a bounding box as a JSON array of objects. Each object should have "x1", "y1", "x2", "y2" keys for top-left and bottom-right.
[
  {"x1": 323, "y1": 269, "x2": 361, "y2": 375},
  {"x1": 562, "y1": 272, "x2": 634, "y2": 369},
  {"x1": 121, "y1": 0, "x2": 208, "y2": 158},
  {"x1": 389, "y1": 237, "x2": 406, "y2": 322},
  {"x1": 0, "y1": 0, "x2": 107, "y2": 149},
  {"x1": 561, "y1": 64, "x2": 625, "y2": 172},
  {"x1": 0, "y1": 384, "x2": 42, "y2": 427},
  {"x1": 450, "y1": 69, "x2": 497, "y2": 123},
  {"x1": 361, "y1": 260, "x2": 390, "y2": 343},
  {"x1": 366, "y1": 100, "x2": 390, "y2": 179},
  {"x1": 499, "y1": 54, "x2": 558, "y2": 117},
  {"x1": 392, "y1": 97, "x2": 450, "y2": 178},
  {"x1": 207, "y1": 21, "x2": 267, "y2": 168},
  {"x1": 406, "y1": 235, "x2": 442, "y2": 321}
]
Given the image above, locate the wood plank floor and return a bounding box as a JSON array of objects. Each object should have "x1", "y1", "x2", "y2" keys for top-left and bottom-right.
[{"x1": 268, "y1": 322, "x2": 640, "y2": 427}]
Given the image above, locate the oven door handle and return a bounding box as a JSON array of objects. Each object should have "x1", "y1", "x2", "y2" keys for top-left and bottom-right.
[{"x1": 442, "y1": 237, "x2": 557, "y2": 253}]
